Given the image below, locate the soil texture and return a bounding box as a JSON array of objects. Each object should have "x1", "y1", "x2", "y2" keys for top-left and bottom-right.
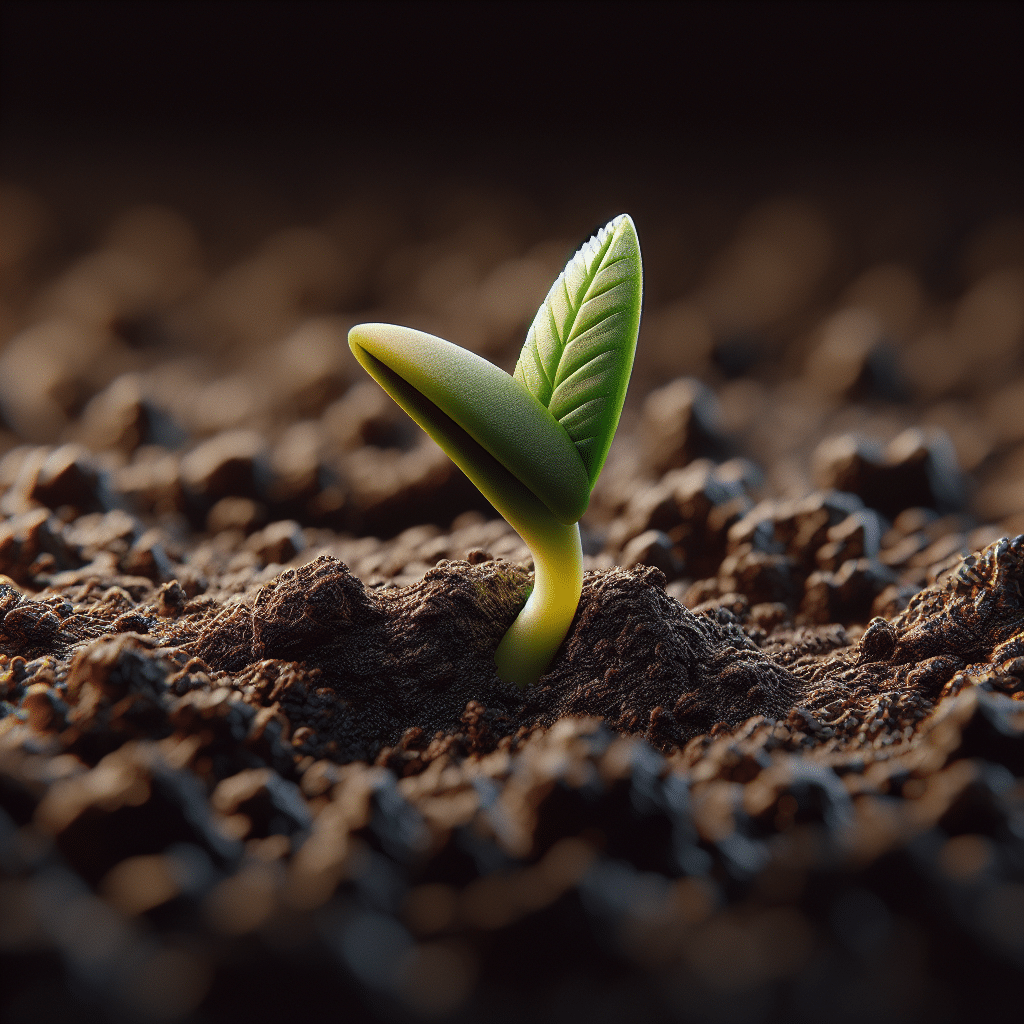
[{"x1": 0, "y1": 144, "x2": 1022, "y2": 1024}]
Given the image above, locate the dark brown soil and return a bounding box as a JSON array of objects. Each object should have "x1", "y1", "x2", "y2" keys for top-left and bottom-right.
[
  {"x1": 6, "y1": 536, "x2": 1021, "y2": 773},
  {"x1": 1, "y1": 519, "x2": 1021, "y2": 1023},
  {"x1": 1, "y1": 138, "x2": 1022, "y2": 1023}
]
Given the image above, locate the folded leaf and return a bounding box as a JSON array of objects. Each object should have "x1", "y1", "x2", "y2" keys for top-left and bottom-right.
[
  {"x1": 514, "y1": 214, "x2": 642, "y2": 485},
  {"x1": 349, "y1": 324, "x2": 590, "y2": 524}
]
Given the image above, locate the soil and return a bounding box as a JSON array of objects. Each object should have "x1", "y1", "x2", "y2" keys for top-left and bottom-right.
[{"x1": 0, "y1": 147, "x2": 1022, "y2": 1024}]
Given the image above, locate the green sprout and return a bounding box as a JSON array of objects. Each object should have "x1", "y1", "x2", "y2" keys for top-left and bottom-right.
[{"x1": 348, "y1": 214, "x2": 642, "y2": 687}]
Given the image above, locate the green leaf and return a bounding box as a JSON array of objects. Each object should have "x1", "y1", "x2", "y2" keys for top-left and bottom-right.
[
  {"x1": 514, "y1": 214, "x2": 642, "y2": 485},
  {"x1": 349, "y1": 324, "x2": 591, "y2": 524}
]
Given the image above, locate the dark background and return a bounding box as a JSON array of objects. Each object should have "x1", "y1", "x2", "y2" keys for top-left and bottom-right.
[
  {"x1": 2, "y1": 0, "x2": 1021, "y2": 298},
  {"x1": 3, "y1": 1, "x2": 1021, "y2": 150}
]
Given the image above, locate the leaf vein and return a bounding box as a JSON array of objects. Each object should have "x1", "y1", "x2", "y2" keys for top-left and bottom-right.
[
  {"x1": 552, "y1": 349, "x2": 620, "y2": 405},
  {"x1": 567, "y1": 303, "x2": 630, "y2": 342},
  {"x1": 554, "y1": 229, "x2": 618, "y2": 360}
]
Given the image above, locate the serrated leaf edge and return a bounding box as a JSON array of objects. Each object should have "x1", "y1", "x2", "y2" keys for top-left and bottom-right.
[{"x1": 515, "y1": 216, "x2": 641, "y2": 483}]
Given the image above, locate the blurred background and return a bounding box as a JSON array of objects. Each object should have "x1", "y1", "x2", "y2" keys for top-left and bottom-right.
[{"x1": 1, "y1": 0, "x2": 1022, "y2": 539}]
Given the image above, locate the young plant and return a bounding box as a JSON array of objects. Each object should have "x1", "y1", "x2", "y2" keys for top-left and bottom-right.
[{"x1": 348, "y1": 214, "x2": 642, "y2": 687}]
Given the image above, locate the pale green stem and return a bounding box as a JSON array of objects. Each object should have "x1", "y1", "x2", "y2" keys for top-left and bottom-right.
[{"x1": 494, "y1": 518, "x2": 582, "y2": 688}]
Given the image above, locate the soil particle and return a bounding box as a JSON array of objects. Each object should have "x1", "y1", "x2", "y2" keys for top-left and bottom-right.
[
  {"x1": 814, "y1": 428, "x2": 966, "y2": 518},
  {"x1": 639, "y1": 378, "x2": 731, "y2": 474}
]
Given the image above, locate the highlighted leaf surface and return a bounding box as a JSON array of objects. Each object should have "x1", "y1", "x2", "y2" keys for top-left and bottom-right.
[{"x1": 514, "y1": 214, "x2": 642, "y2": 484}]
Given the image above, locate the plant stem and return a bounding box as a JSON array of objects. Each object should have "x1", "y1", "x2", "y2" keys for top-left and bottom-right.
[
  {"x1": 494, "y1": 518, "x2": 582, "y2": 688},
  {"x1": 348, "y1": 340, "x2": 585, "y2": 687}
]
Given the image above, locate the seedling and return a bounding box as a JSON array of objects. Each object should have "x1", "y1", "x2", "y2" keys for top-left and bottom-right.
[{"x1": 349, "y1": 214, "x2": 642, "y2": 687}]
